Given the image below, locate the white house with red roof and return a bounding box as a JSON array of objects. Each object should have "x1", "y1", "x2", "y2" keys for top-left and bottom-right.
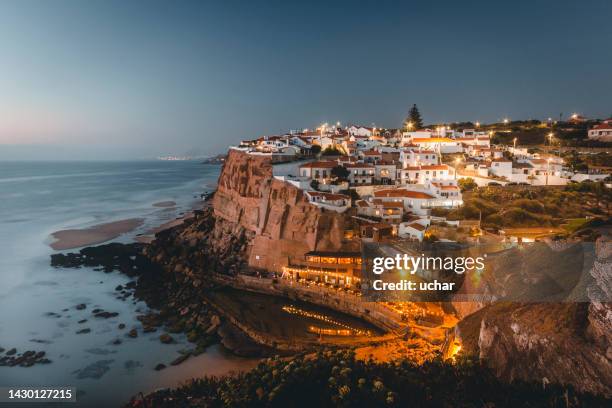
[
  {"x1": 410, "y1": 137, "x2": 463, "y2": 153},
  {"x1": 399, "y1": 149, "x2": 439, "y2": 167},
  {"x1": 373, "y1": 188, "x2": 438, "y2": 215},
  {"x1": 398, "y1": 220, "x2": 429, "y2": 241},
  {"x1": 347, "y1": 125, "x2": 373, "y2": 138},
  {"x1": 397, "y1": 164, "x2": 455, "y2": 185},
  {"x1": 359, "y1": 150, "x2": 383, "y2": 163},
  {"x1": 299, "y1": 161, "x2": 338, "y2": 183},
  {"x1": 355, "y1": 199, "x2": 404, "y2": 223},
  {"x1": 588, "y1": 123, "x2": 612, "y2": 142},
  {"x1": 304, "y1": 191, "x2": 351, "y2": 213}
]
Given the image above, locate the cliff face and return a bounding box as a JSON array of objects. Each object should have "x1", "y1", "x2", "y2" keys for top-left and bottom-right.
[
  {"x1": 147, "y1": 149, "x2": 347, "y2": 277},
  {"x1": 212, "y1": 149, "x2": 346, "y2": 271},
  {"x1": 457, "y1": 235, "x2": 612, "y2": 397}
]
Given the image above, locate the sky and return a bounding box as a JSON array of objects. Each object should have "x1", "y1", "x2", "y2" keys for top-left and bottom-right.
[{"x1": 0, "y1": 0, "x2": 611, "y2": 160}]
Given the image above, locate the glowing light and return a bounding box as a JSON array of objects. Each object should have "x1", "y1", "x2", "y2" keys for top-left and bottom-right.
[{"x1": 282, "y1": 305, "x2": 372, "y2": 336}]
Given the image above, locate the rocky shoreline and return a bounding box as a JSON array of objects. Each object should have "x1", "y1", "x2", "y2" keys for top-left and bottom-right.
[{"x1": 49, "y1": 217, "x2": 282, "y2": 367}]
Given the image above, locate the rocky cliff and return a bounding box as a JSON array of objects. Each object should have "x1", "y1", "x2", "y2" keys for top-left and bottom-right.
[
  {"x1": 146, "y1": 149, "x2": 349, "y2": 277},
  {"x1": 456, "y1": 235, "x2": 612, "y2": 396}
]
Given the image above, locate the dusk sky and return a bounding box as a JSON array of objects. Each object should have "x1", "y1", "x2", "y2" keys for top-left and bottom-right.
[{"x1": 0, "y1": 0, "x2": 611, "y2": 160}]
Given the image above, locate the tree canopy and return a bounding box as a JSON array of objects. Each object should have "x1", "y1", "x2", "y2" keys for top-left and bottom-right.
[{"x1": 404, "y1": 104, "x2": 423, "y2": 130}]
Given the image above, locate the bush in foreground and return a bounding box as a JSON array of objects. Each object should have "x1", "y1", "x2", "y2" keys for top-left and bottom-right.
[{"x1": 127, "y1": 350, "x2": 609, "y2": 407}]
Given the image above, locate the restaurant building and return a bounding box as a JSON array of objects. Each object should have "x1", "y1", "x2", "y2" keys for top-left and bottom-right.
[{"x1": 282, "y1": 250, "x2": 362, "y2": 287}]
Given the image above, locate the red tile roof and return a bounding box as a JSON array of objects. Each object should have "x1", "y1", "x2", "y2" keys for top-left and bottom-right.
[
  {"x1": 412, "y1": 138, "x2": 456, "y2": 143},
  {"x1": 407, "y1": 222, "x2": 426, "y2": 231},
  {"x1": 344, "y1": 163, "x2": 374, "y2": 168},
  {"x1": 374, "y1": 189, "x2": 435, "y2": 199},
  {"x1": 307, "y1": 191, "x2": 350, "y2": 201},
  {"x1": 299, "y1": 161, "x2": 338, "y2": 169},
  {"x1": 592, "y1": 123, "x2": 612, "y2": 130}
]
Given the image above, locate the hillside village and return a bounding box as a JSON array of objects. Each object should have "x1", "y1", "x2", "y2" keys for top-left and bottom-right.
[{"x1": 231, "y1": 112, "x2": 611, "y2": 248}]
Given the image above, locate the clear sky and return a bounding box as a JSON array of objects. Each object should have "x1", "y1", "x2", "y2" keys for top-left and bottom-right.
[{"x1": 0, "y1": 0, "x2": 611, "y2": 160}]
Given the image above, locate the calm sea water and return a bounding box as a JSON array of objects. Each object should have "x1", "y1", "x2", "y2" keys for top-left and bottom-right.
[{"x1": 0, "y1": 161, "x2": 259, "y2": 407}]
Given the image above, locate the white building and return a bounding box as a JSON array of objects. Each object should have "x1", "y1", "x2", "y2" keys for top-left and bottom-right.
[
  {"x1": 374, "y1": 162, "x2": 398, "y2": 184},
  {"x1": 398, "y1": 221, "x2": 428, "y2": 241},
  {"x1": 373, "y1": 188, "x2": 437, "y2": 215},
  {"x1": 410, "y1": 137, "x2": 463, "y2": 153},
  {"x1": 488, "y1": 158, "x2": 513, "y2": 179},
  {"x1": 344, "y1": 163, "x2": 375, "y2": 185},
  {"x1": 356, "y1": 199, "x2": 404, "y2": 223},
  {"x1": 399, "y1": 149, "x2": 439, "y2": 167},
  {"x1": 588, "y1": 123, "x2": 612, "y2": 142},
  {"x1": 299, "y1": 161, "x2": 338, "y2": 183},
  {"x1": 347, "y1": 125, "x2": 373, "y2": 138},
  {"x1": 305, "y1": 191, "x2": 351, "y2": 213},
  {"x1": 397, "y1": 164, "x2": 454, "y2": 185}
]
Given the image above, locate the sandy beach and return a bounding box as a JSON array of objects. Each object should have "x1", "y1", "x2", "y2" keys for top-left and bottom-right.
[
  {"x1": 49, "y1": 218, "x2": 145, "y2": 250},
  {"x1": 134, "y1": 211, "x2": 194, "y2": 243}
]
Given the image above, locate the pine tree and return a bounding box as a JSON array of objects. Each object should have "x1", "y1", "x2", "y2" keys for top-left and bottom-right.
[{"x1": 404, "y1": 104, "x2": 423, "y2": 130}]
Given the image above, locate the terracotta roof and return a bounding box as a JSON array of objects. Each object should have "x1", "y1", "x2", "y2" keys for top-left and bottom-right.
[
  {"x1": 407, "y1": 223, "x2": 426, "y2": 231},
  {"x1": 356, "y1": 200, "x2": 370, "y2": 208},
  {"x1": 374, "y1": 189, "x2": 435, "y2": 199},
  {"x1": 299, "y1": 161, "x2": 338, "y2": 169},
  {"x1": 306, "y1": 191, "x2": 350, "y2": 201},
  {"x1": 412, "y1": 138, "x2": 456, "y2": 143},
  {"x1": 592, "y1": 123, "x2": 612, "y2": 130},
  {"x1": 344, "y1": 163, "x2": 374, "y2": 168},
  {"x1": 420, "y1": 165, "x2": 449, "y2": 170},
  {"x1": 362, "y1": 150, "x2": 382, "y2": 156}
]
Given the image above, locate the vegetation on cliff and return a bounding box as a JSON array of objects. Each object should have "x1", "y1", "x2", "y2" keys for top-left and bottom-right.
[
  {"x1": 431, "y1": 183, "x2": 611, "y2": 229},
  {"x1": 127, "y1": 349, "x2": 609, "y2": 407}
]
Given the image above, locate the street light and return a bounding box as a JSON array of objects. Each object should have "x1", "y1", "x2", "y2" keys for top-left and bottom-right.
[
  {"x1": 503, "y1": 118, "x2": 509, "y2": 125},
  {"x1": 547, "y1": 132, "x2": 554, "y2": 146},
  {"x1": 513, "y1": 137, "x2": 517, "y2": 151},
  {"x1": 407, "y1": 121, "x2": 414, "y2": 130},
  {"x1": 475, "y1": 121, "x2": 480, "y2": 128},
  {"x1": 454, "y1": 157, "x2": 461, "y2": 180}
]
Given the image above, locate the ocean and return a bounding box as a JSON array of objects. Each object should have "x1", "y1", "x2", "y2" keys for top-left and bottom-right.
[{"x1": 0, "y1": 160, "x2": 258, "y2": 407}]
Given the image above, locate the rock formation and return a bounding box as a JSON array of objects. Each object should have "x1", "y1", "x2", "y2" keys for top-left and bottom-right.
[
  {"x1": 457, "y1": 235, "x2": 612, "y2": 396},
  {"x1": 148, "y1": 149, "x2": 349, "y2": 276}
]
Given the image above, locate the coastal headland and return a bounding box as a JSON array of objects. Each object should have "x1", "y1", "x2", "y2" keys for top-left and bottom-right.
[{"x1": 50, "y1": 148, "x2": 612, "y2": 401}]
